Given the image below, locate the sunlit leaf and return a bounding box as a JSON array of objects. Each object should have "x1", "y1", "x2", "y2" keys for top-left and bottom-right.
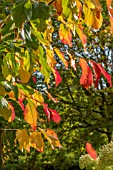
[
  {"x1": 86, "y1": 142, "x2": 97, "y2": 160},
  {"x1": 18, "y1": 67, "x2": 31, "y2": 83},
  {"x1": 0, "y1": 84, "x2": 6, "y2": 96},
  {"x1": 24, "y1": 98, "x2": 38, "y2": 131},
  {"x1": 0, "y1": 107, "x2": 11, "y2": 120},
  {"x1": 8, "y1": 102, "x2": 15, "y2": 122},
  {"x1": 18, "y1": 98, "x2": 25, "y2": 111},
  {"x1": 51, "y1": 68, "x2": 62, "y2": 87},
  {"x1": 79, "y1": 58, "x2": 93, "y2": 89},
  {"x1": 59, "y1": 24, "x2": 72, "y2": 47},
  {"x1": 44, "y1": 90, "x2": 59, "y2": 103},
  {"x1": 16, "y1": 129, "x2": 29, "y2": 150},
  {"x1": 46, "y1": 49, "x2": 57, "y2": 67},
  {"x1": 75, "y1": 24, "x2": 87, "y2": 52},
  {"x1": 54, "y1": 48, "x2": 68, "y2": 68},
  {"x1": 29, "y1": 132, "x2": 44, "y2": 152},
  {"x1": 53, "y1": 0, "x2": 62, "y2": 15}
]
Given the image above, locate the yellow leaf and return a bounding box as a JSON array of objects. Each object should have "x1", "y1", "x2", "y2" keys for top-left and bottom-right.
[
  {"x1": 16, "y1": 129, "x2": 29, "y2": 150},
  {"x1": 54, "y1": 47, "x2": 68, "y2": 68},
  {"x1": 0, "y1": 108, "x2": 11, "y2": 120},
  {"x1": 46, "y1": 49, "x2": 57, "y2": 67},
  {"x1": 18, "y1": 67, "x2": 31, "y2": 83},
  {"x1": 0, "y1": 84, "x2": 6, "y2": 96},
  {"x1": 24, "y1": 99, "x2": 38, "y2": 131},
  {"x1": 32, "y1": 90, "x2": 44, "y2": 104},
  {"x1": 29, "y1": 132, "x2": 44, "y2": 152}
]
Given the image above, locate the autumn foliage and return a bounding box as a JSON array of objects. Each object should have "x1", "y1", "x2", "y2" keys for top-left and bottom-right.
[{"x1": 0, "y1": 0, "x2": 113, "y2": 153}]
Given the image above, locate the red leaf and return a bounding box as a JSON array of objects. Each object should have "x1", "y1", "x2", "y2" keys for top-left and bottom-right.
[
  {"x1": 8, "y1": 102, "x2": 15, "y2": 122},
  {"x1": 97, "y1": 64, "x2": 112, "y2": 87},
  {"x1": 32, "y1": 76, "x2": 37, "y2": 83},
  {"x1": 43, "y1": 104, "x2": 61, "y2": 123},
  {"x1": 51, "y1": 68, "x2": 62, "y2": 87},
  {"x1": 86, "y1": 142, "x2": 97, "y2": 160},
  {"x1": 90, "y1": 60, "x2": 101, "y2": 88},
  {"x1": 79, "y1": 58, "x2": 93, "y2": 89},
  {"x1": 90, "y1": 60, "x2": 112, "y2": 87},
  {"x1": 18, "y1": 98, "x2": 25, "y2": 111}
]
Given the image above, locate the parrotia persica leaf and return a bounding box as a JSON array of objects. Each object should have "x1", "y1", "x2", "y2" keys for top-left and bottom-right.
[
  {"x1": 75, "y1": 25, "x2": 87, "y2": 52},
  {"x1": 16, "y1": 129, "x2": 29, "y2": 150},
  {"x1": 18, "y1": 67, "x2": 31, "y2": 83},
  {"x1": 90, "y1": 60, "x2": 112, "y2": 88},
  {"x1": 51, "y1": 68, "x2": 62, "y2": 87},
  {"x1": 83, "y1": 0, "x2": 103, "y2": 30},
  {"x1": 79, "y1": 58, "x2": 93, "y2": 89},
  {"x1": 29, "y1": 132, "x2": 44, "y2": 152},
  {"x1": 43, "y1": 103, "x2": 61, "y2": 123},
  {"x1": 59, "y1": 24, "x2": 72, "y2": 47},
  {"x1": 24, "y1": 98, "x2": 38, "y2": 131},
  {"x1": 53, "y1": 0, "x2": 62, "y2": 15},
  {"x1": 106, "y1": 0, "x2": 113, "y2": 33},
  {"x1": 86, "y1": 142, "x2": 97, "y2": 160},
  {"x1": 0, "y1": 108, "x2": 12, "y2": 121},
  {"x1": 54, "y1": 48, "x2": 68, "y2": 68},
  {"x1": 8, "y1": 102, "x2": 15, "y2": 122},
  {"x1": 12, "y1": 0, "x2": 32, "y2": 28}
]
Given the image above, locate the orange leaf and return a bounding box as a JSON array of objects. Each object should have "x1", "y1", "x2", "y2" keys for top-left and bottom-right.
[
  {"x1": 51, "y1": 68, "x2": 62, "y2": 87},
  {"x1": 8, "y1": 102, "x2": 15, "y2": 122},
  {"x1": 76, "y1": 24, "x2": 87, "y2": 52},
  {"x1": 79, "y1": 58, "x2": 93, "y2": 89},
  {"x1": 59, "y1": 24, "x2": 72, "y2": 47},
  {"x1": 24, "y1": 99, "x2": 38, "y2": 131},
  {"x1": 86, "y1": 142, "x2": 97, "y2": 160},
  {"x1": 18, "y1": 98, "x2": 25, "y2": 111},
  {"x1": 44, "y1": 90, "x2": 59, "y2": 103},
  {"x1": 53, "y1": 0, "x2": 62, "y2": 15},
  {"x1": 106, "y1": 0, "x2": 113, "y2": 33}
]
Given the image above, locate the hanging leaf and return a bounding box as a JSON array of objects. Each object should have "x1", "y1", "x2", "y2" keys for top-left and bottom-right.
[
  {"x1": 51, "y1": 68, "x2": 62, "y2": 87},
  {"x1": 54, "y1": 48, "x2": 68, "y2": 68},
  {"x1": 53, "y1": 0, "x2": 62, "y2": 15},
  {"x1": 8, "y1": 102, "x2": 15, "y2": 122},
  {"x1": 79, "y1": 58, "x2": 93, "y2": 89},
  {"x1": 46, "y1": 129, "x2": 62, "y2": 148},
  {"x1": 16, "y1": 129, "x2": 29, "y2": 150},
  {"x1": 18, "y1": 98, "x2": 25, "y2": 111},
  {"x1": 83, "y1": 0, "x2": 103, "y2": 30},
  {"x1": 75, "y1": 24, "x2": 87, "y2": 52},
  {"x1": 46, "y1": 49, "x2": 57, "y2": 67},
  {"x1": 62, "y1": 0, "x2": 71, "y2": 19},
  {"x1": 106, "y1": 0, "x2": 113, "y2": 33},
  {"x1": 86, "y1": 142, "x2": 97, "y2": 160},
  {"x1": 0, "y1": 84, "x2": 6, "y2": 96},
  {"x1": 29, "y1": 132, "x2": 44, "y2": 152},
  {"x1": 12, "y1": 0, "x2": 32, "y2": 28},
  {"x1": 90, "y1": 60, "x2": 112, "y2": 87},
  {"x1": 43, "y1": 104, "x2": 61, "y2": 123},
  {"x1": 0, "y1": 108, "x2": 11, "y2": 121},
  {"x1": 24, "y1": 98, "x2": 38, "y2": 131},
  {"x1": 18, "y1": 67, "x2": 31, "y2": 83},
  {"x1": 59, "y1": 24, "x2": 72, "y2": 47},
  {"x1": 44, "y1": 90, "x2": 59, "y2": 103}
]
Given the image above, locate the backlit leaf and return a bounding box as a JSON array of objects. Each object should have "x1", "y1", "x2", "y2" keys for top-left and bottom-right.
[
  {"x1": 44, "y1": 90, "x2": 59, "y2": 103},
  {"x1": 62, "y1": 0, "x2": 71, "y2": 19},
  {"x1": 29, "y1": 132, "x2": 44, "y2": 152},
  {"x1": 18, "y1": 67, "x2": 31, "y2": 83},
  {"x1": 76, "y1": 25, "x2": 87, "y2": 52},
  {"x1": 54, "y1": 48, "x2": 68, "y2": 68},
  {"x1": 53, "y1": 0, "x2": 62, "y2": 15},
  {"x1": 59, "y1": 24, "x2": 72, "y2": 47},
  {"x1": 90, "y1": 60, "x2": 112, "y2": 87},
  {"x1": 79, "y1": 58, "x2": 93, "y2": 89},
  {"x1": 86, "y1": 142, "x2": 97, "y2": 160},
  {"x1": 12, "y1": 0, "x2": 32, "y2": 28},
  {"x1": 46, "y1": 49, "x2": 57, "y2": 67},
  {"x1": 16, "y1": 129, "x2": 29, "y2": 150},
  {"x1": 8, "y1": 102, "x2": 15, "y2": 122},
  {"x1": 0, "y1": 107, "x2": 11, "y2": 120},
  {"x1": 0, "y1": 84, "x2": 6, "y2": 96},
  {"x1": 51, "y1": 68, "x2": 62, "y2": 87},
  {"x1": 24, "y1": 98, "x2": 38, "y2": 131},
  {"x1": 18, "y1": 98, "x2": 25, "y2": 111},
  {"x1": 106, "y1": 0, "x2": 113, "y2": 33}
]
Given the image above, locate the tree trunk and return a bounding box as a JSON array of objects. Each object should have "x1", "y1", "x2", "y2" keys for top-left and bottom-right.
[{"x1": 0, "y1": 127, "x2": 4, "y2": 170}]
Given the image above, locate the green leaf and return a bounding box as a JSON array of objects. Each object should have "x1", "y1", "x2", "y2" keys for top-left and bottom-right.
[
  {"x1": 0, "y1": 84, "x2": 6, "y2": 96},
  {"x1": 0, "y1": 107, "x2": 12, "y2": 120},
  {"x1": 30, "y1": 2, "x2": 50, "y2": 32},
  {"x1": 62, "y1": 0, "x2": 71, "y2": 19},
  {"x1": 12, "y1": 0, "x2": 32, "y2": 28},
  {"x1": 38, "y1": 45, "x2": 51, "y2": 82}
]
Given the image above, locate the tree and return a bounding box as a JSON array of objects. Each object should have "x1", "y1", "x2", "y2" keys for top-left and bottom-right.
[{"x1": 0, "y1": 0, "x2": 113, "y2": 169}]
